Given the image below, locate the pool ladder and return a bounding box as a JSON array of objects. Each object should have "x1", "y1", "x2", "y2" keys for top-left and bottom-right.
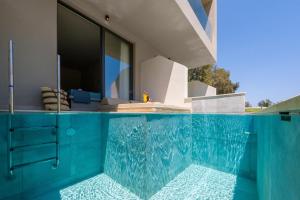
[
  {"x1": 7, "y1": 40, "x2": 61, "y2": 176},
  {"x1": 7, "y1": 116, "x2": 60, "y2": 176}
]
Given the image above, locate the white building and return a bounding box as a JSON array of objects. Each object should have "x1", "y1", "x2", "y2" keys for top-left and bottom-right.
[{"x1": 0, "y1": 0, "x2": 245, "y2": 113}]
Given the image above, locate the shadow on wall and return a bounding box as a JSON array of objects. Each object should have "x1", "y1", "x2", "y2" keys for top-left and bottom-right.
[{"x1": 232, "y1": 123, "x2": 258, "y2": 200}]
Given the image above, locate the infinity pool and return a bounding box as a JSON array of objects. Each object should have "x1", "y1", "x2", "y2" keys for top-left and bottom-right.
[{"x1": 0, "y1": 112, "x2": 299, "y2": 200}]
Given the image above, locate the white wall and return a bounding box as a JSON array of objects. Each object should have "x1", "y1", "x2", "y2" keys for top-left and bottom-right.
[
  {"x1": 186, "y1": 93, "x2": 246, "y2": 113},
  {"x1": 174, "y1": 0, "x2": 216, "y2": 65},
  {"x1": 0, "y1": 0, "x2": 57, "y2": 110},
  {"x1": 140, "y1": 56, "x2": 188, "y2": 107},
  {"x1": 188, "y1": 80, "x2": 216, "y2": 97},
  {"x1": 0, "y1": 1, "x2": 161, "y2": 110}
]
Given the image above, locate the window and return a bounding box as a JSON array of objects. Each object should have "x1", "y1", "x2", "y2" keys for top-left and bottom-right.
[
  {"x1": 58, "y1": 3, "x2": 133, "y2": 100},
  {"x1": 104, "y1": 31, "x2": 133, "y2": 100},
  {"x1": 58, "y1": 4, "x2": 101, "y2": 92}
]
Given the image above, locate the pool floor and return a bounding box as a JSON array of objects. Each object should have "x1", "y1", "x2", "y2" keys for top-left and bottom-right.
[
  {"x1": 32, "y1": 165, "x2": 257, "y2": 200},
  {"x1": 150, "y1": 165, "x2": 257, "y2": 200}
]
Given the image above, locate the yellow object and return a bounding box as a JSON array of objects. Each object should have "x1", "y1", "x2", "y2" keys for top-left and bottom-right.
[{"x1": 143, "y1": 91, "x2": 150, "y2": 103}]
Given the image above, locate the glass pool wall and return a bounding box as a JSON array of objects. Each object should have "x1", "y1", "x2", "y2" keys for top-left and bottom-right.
[
  {"x1": 0, "y1": 112, "x2": 299, "y2": 199},
  {"x1": 254, "y1": 114, "x2": 300, "y2": 200}
]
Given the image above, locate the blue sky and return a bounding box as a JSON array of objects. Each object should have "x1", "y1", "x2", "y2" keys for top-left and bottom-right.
[{"x1": 217, "y1": 0, "x2": 300, "y2": 106}]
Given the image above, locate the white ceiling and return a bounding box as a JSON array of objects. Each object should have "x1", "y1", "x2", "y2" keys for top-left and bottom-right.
[{"x1": 61, "y1": 0, "x2": 216, "y2": 68}]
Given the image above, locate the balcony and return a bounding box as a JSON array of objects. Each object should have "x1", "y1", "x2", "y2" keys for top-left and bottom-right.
[
  {"x1": 60, "y1": 0, "x2": 216, "y2": 67},
  {"x1": 188, "y1": 0, "x2": 212, "y2": 40}
]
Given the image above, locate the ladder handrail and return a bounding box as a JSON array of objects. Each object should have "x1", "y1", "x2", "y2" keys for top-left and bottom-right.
[
  {"x1": 55, "y1": 54, "x2": 61, "y2": 168},
  {"x1": 8, "y1": 40, "x2": 14, "y2": 176},
  {"x1": 11, "y1": 157, "x2": 57, "y2": 171},
  {"x1": 9, "y1": 40, "x2": 14, "y2": 114},
  {"x1": 7, "y1": 41, "x2": 60, "y2": 176},
  {"x1": 57, "y1": 55, "x2": 61, "y2": 113}
]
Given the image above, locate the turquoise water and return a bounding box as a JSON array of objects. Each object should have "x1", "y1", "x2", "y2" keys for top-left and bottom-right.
[
  {"x1": 0, "y1": 112, "x2": 299, "y2": 199},
  {"x1": 255, "y1": 114, "x2": 300, "y2": 200},
  {"x1": 57, "y1": 164, "x2": 256, "y2": 200}
]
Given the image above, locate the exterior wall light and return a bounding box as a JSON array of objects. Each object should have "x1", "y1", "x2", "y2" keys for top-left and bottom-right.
[{"x1": 105, "y1": 15, "x2": 110, "y2": 22}]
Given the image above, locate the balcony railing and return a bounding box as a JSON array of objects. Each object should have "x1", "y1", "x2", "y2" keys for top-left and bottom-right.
[{"x1": 188, "y1": 0, "x2": 212, "y2": 40}]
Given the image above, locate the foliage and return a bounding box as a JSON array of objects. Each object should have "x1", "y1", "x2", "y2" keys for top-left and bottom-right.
[
  {"x1": 245, "y1": 107, "x2": 263, "y2": 113},
  {"x1": 258, "y1": 99, "x2": 273, "y2": 107},
  {"x1": 245, "y1": 101, "x2": 252, "y2": 107},
  {"x1": 213, "y1": 68, "x2": 239, "y2": 94},
  {"x1": 188, "y1": 64, "x2": 213, "y2": 85},
  {"x1": 188, "y1": 64, "x2": 239, "y2": 95}
]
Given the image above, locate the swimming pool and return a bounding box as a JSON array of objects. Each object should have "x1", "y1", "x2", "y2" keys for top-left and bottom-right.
[{"x1": 0, "y1": 112, "x2": 299, "y2": 199}]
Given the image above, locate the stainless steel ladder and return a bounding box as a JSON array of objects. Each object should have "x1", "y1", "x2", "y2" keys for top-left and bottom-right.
[{"x1": 7, "y1": 40, "x2": 61, "y2": 176}]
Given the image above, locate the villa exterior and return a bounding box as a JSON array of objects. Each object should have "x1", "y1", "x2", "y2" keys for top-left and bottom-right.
[
  {"x1": 1, "y1": 2, "x2": 299, "y2": 200},
  {"x1": 0, "y1": 0, "x2": 232, "y2": 112}
]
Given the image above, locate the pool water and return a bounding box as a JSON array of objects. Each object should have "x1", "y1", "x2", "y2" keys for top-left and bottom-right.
[
  {"x1": 35, "y1": 164, "x2": 256, "y2": 200},
  {"x1": 0, "y1": 112, "x2": 299, "y2": 200}
]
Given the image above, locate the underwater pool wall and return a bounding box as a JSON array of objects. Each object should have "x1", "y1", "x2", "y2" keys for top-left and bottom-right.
[
  {"x1": 254, "y1": 114, "x2": 300, "y2": 200},
  {"x1": 192, "y1": 114, "x2": 256, "y2": 180},
  {"x1": 0, "y1": 112, "x2": 299, "y2": 200},
  {"x1": 0, "y1": 112, "x2": 256, "y2": 199},
  {"x1": 0, "y1": 113, "x2": 107, "y2": 199},
  {"x1": 103, "y1": 114, "x2": 193, "y2": 199},
  {"x1": 103, "y1": 113, "x2": 256, "y2": 199}
]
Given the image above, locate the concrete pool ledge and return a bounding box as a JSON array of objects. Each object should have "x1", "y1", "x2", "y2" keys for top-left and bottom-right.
[
  {"x1": 185, "y1": 92, "x2": 246, "y2": 102},
  {"x1": 185, "y1": 92, "x2": 246, "y2": 113},
  {"x1": 98, "y1": 102, "x2": 191, "y2": 113}
]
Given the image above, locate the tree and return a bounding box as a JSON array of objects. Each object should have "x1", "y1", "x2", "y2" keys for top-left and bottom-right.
[
  {"x1": 258, "y1": 99, "x2": 273, "y2": 107},
  {"x1": 188, "y1": 64, "x2": 213, "y2": 85},
  {"x1": 188, "y1": 64, "x2": 239, "y2": 95},
  {"x1": 212, "y1": 68, "x2": 239, "y2": 94},
  {"x1": 245, "y1": 101, "x2": 252, "y2": 107}
]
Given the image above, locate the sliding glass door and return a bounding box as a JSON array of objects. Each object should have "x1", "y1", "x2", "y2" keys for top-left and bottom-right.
[
  {"x1": 58, "y1": 4, "x2": 101, "y2": 93},
  {"x1": 104, "y1": 31, "x2": 133, "y2": 100},
  {"x1": 58, "y1": 3, "x2": 133, "y2": 100}
]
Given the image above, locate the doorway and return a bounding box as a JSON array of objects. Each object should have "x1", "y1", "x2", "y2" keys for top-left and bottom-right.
[
  {"x1": 58, "y1": 3, "x2": 101, "y2": 93},
  {"x1": 57, "y1": 3, "x2": 134, "y2": 100}
]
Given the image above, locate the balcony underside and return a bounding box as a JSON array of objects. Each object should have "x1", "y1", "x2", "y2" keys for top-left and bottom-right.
[{"x1": 62, "y1": 0, "x2": 216, "y2": 68}]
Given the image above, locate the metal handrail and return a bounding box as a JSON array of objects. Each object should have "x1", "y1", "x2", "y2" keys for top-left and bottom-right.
[
  {"x1": 8, "y1": 40, "x2": 14, "y2": 176},
  {"x1": 11, "y1": 157, "x2": 57, "y2": 171},
  {"x1": 9, "y1": 40, "x2": 14, "y2": 114},
  {"x1": 10, "y1": 141, "x2": 56, "y2": 152},
  {"x1": 6, "y1": 41, "x2": 61, "y2": 175},
  {"x1": 55, "y1": 54, "x2": 61, "y2": 168},
  {"x1": 12, "y1": 126, "x2": 56, "y2": 132},
  {"x1": 57, "y1": 55, "x2": 61, "y2": 113}
]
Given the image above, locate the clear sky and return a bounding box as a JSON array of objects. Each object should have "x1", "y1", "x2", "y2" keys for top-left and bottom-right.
[{"x1": 217, "y1": 0, "x2": 300, "y2": 106}]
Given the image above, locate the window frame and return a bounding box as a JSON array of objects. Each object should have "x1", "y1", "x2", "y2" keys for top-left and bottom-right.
[
  {"x1": 58, "y1": 1, "x2": 134, "y2": 100},
  {"x1": 102, "y1": 29, "x2": 134, "y2": 100}
]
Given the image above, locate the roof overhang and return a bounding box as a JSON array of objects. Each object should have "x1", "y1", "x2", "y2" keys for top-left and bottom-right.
[{"x1": 61, "y1": 0, "x2": 217, "y2": 68}]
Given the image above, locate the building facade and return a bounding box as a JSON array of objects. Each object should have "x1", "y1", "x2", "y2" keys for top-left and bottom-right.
[{"x1": 0, "y1": 0, "x2": 217, "y2": 110}]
